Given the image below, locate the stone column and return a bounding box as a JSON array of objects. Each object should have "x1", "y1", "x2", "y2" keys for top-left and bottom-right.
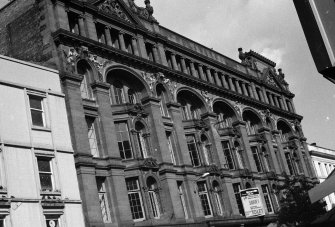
[
  {"x1": 118, "y1": 31, "x2": 126, "y2": 51},
  {"x1": 268, "y1": 94, "x2": 274, "y2": 106},
  {"x1": 153, "y1": 45, "x2": 160, "y2": 64},
  {"x1": 289, "y1": 99, "x2": 297, "y2": 113},
  {"x1": 198, "y1": 64, "x2": 206, "y2": 81},
  {"x1": 222, "y1": 74, "x2": 229, "y2": 89},
  {"x1": 157, "y1": 43, "x2": 168, "y2": 66},
  {"x1": 78, "y1": 15, "x2": 86, "y2": 37},
  {"x1": 167, "y1": 102, "x2": 192, "y2": 166},
  {"x1": 131, "y1": 37, "x2": 139, "y2": 56},
  {"x1": 104, "y1": 26, "x2": 112, "y2": 46},
  {"x1": 60, "y1": 72, "x2": 103, "y2": 225},
  {"x1": 251, "y1": 82, "x2": 258, "y2": 100},
  {"x1": 281, "y1": 95, "x2": 288, "y2": 111},
  {"x1": 171, "y1": 53, "x2": 178, "y2": 70},
  {"x1": 247, "y1": 84, "x2": 254, "y2": 98},
  {"x1": 279, "y1": 98, "x2": 285, "y2": 110},
  {"x1": 232, "y1": 121, "x2": 257, "y2": 172},
  {"x1": 241, "y1": 82, "x2": 248, "y2": 96},
  {"x1": 273, "y1": 96, "x2": 280, "y2": 107},
  {"x1": 142, "y1": 97, "x2": 171, "y2": 163},
  {"x1": 214, "y1": 71, "x2": 222, "y2": 87},
  {"x1": 190, "y1": 61, "x2": 197, "y2": 78},
  {"x1": 235, "y1": 80, "x2": 242, "y2": 94},
  {"x1": 227, "y1": 76, "x2": 235, "y2": 92},
  {"x1": 262, "y1": 87, "x2": 269, "y2": 104},
  {"x1": 180, "y1": 57, "x2": 188, "y2": 74},
  {"x1": 206, "y1": 68, "x2": 214, "y2": 84}
]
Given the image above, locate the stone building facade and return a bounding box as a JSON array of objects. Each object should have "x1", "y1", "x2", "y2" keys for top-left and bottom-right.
[
  {"x1": 0, "y1": 0, "x2": 316, "y2": 226},
  {"x1": 308, "y1": 143, "x2": 335, "y2": 211},
  {"x1": 0, "y1": 55, "x2": 85, "y2": 227}
]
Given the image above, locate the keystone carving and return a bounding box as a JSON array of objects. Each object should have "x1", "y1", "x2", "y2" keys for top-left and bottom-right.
[{"x1": 201, "y1": 91, "x2": 214, "y2": 112}]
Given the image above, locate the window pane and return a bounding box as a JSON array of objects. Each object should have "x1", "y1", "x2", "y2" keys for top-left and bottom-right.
[
  {"x1": 38, "y1": 159, "x2": 51, "y2": 172},
  {"x1": 40, "y1": 173, "x2": 52, "y2": 191},
  {"x1": 31, "y1": 109, "x2": 44, "y2": 126},
  {"x1": 29, "y1": 96, "x2": 43, "y2": 110}
]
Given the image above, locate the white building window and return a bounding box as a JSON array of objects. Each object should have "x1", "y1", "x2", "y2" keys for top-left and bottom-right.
[
  {"x1": 177, "y1": 181, "x2": 188, "y2": 219},
  {"x1": 96, "y1": 177, "x2": 111, "y2": 223},
  {"x1": 37, "y1": 157, "x2": 54, "y2": 192},
  {"x1": 29, "y1": 95, "x2": 46, "y2": 127},
  {"x1": 126, "y1": 178, "x2": 145, "y2": 221},
  {"x1": 197, "y1": 182, "x2": 213, "y2": 217},
  {"x1": 86, "y1": 117, "x2": 100, "y2": 157},
  {"x1": 261, "y1": 185, "x2": 274, "y2": 214}
]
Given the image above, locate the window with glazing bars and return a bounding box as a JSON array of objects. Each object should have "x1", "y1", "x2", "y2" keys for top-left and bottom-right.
[
  {"x1": 261, "y1": 185, "x2": 274, "y2": 214},
  {"x1": 177, "y1": 181, "x2": 188, "y2": 219},
  {"x1": 126, "y1": 178, "x2": 145, "y2": 221},
  {"x1": 251, "y1": 146, "x2": 264, "y2": 172},
  {"x1": 233, "y1": 183, "x2": 244, "y2": 216},
  {"x1": 285, "y1": 152, "x2": 296, "y2": 175},
  {"x1": 186, "y1": 135, "x2": 201, "y2": 167},
  {"x1": 197, "y1": 182, "x2": 213, "y2": 217},
  {"x1": 166, "y1": 132, "x2": 176, "y2": 165},
  {"x1": 96, "y1": 177, "x2": 111, "y2": 222},
  {"x1": 37, "y1": 157, "x2": 53, "y2": 191},
  {"x1": 115, "y1": 122, "x2": 133, "y2": 159},
  {"x1": 29, "y1": 95, "x2": 45, "y2": 127},
  {"x1": 86, "y1": 117, "x2": 100, "y2": 157},
  {"x1": 221, "y1": 141, "x2": 235, "y2": 170}
]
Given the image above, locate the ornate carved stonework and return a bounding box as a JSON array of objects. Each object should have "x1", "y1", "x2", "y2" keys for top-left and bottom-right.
[
  {"x1": 258, "y1": 109, "x2": 273, "y2": 124},
  {"x1": 63, "y1": 47, "x2": 79, "y2": 73},
  {"x1": 141, "y1": 72, "x2": 157, "y2": 93},
  {"x1": 141, "y1": 158, "x2": 159, "y2": 170},
  {"x1": 126, "y1": 103, "x2": 148, "y2": 118},
  {"x1": 98, "y1": 0, "x2": 131, "y2": 22},
  {"x1": 201, "y1": 91, "x2": 214, "y2": 111},
  {"x1": 264, "y1": 71, "x2": 279, "y2": 88},
  {"x1": 205, "y1": 164, "x2": 221, "y2": 176},
  {"x1": 233, "y1": 101, "x2": 244, "y2": 118},
  {"x1": 128, "y1": 0, "x2": 157, "y2": 22}
]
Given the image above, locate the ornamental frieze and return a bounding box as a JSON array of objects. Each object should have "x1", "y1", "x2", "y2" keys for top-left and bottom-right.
[{"x1": 98, "y1": 0, "x2": 131, "y2": 23}]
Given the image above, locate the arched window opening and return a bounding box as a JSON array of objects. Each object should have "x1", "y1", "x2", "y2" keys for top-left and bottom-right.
[
  {"x1": 234, "y1": 141, "x2": 245, "y2": 169},
  {"x1": 156, "y1": 84, "x2": 169, "y2": 117},
  {"x1": 243, "y1": 110, "x2": 262, "y2": 135},
  {"x1": 177, "y1": 90, "x2": 204, "y2": 121},
  {"x1": 213, "y1": 102, "x2": 235, "y2": 129},
  {"x1": 147, "y1": 177, "x2": 161, "y2": 218},
  {"x1": 106, "y1": 69, "x2": 147, "y2": 105},
  {"x1": 135, "y1": 122, "x2": 150, "y2": 159},
  {"x1": 212, "y1": 181, "x2": 223, "y2": 216},
  {"x1": 77, "y1": 60, "x2": 94, "y2": 99},
  {"x1": 201, "y1": 135, "x2": 212, "y2": 166},
  {"x1": 277, "y1": 121, "x2": 293, "y2": 143}
]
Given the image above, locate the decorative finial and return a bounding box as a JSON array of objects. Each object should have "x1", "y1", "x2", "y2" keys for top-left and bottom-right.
[{"x1": 278, "y1": 68, "x2": 285, "y2": 78}]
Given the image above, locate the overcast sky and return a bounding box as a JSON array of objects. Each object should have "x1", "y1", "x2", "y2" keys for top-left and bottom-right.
[{"x1": 1, "y1": 0, "x2": 335, "y2": 149}]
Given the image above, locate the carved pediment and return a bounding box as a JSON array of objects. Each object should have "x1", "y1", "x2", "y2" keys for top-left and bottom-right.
[
  {"x1": 141, "y1": 158, "x2": 159, "y2": 170},
  {"x1": 97, "y1": 0, "x2": 132, "y2": 23}
]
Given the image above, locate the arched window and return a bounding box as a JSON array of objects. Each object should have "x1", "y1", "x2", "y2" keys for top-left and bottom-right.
[
  {"x1": 213, "y1": 102, "x2": 235, "y2": 129},
  {"x1": 212, "y1": 181, "x2": 223, "y2": 216},
  {"x1": 177, "y1": 90, "x2": 204, "y2": 121},
  {"x1": 243, "y1": 110, "x2": 262, "y2": 135},
  {"x1": 156, "y1": 84, "x2": 169, "y2": 117},
  {"x1": 135, "y1": 122, "x2": 150, "y2": 158},
  {"x1": 277, "y1": 121, "x2": 292, "y2": 143},
  {"x1": 147, "y1": 177, "x2": 161, "y2": 218},
  {"x1": 77, "y1": 60, "x2": 94, "y2": 99},
  {"x1": 201, "y1": 135, "x2": 212, "y2": 166}
]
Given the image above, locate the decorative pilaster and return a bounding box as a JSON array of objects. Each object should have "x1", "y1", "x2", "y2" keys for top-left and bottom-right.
[
  {"x1": 227, "y1": 76, "x2": 235, "y2": 92},
  {"x1": 118, "y1": 31, "x2": 126, "y2": 51},
  {"x1": 198, "y1": 64, "x2": 206, "y2": 81},
  {"x1": 105, "y1": 26, "x2": 112, "y2": 46},
  {"x1": 251, "y1": 82, "x2": 258, "y2": 100},
  {"x1": 190, "y1": 61, "x2": 197, "y2": 78},
  {"x1": 213, "y1": 71, "x2": 222, "y2": 87},
  {"x1": 241, "y1": 82, "x2": 248, "y2": 96},
  {"x1": 171, "y1": 53, "x2": 178, "y2": 70},
  {"x1": 180, "y1": 57, "x2": 188, "y2": 74}
]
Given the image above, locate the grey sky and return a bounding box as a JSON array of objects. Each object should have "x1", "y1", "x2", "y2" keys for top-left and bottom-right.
[{"x1": 1, "y1": 0, "x2": 334, "y2": 148}]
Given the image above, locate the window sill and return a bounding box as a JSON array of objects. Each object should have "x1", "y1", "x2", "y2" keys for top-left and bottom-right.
[
  {"x1": 32, "y1": 126, "x2": 51, "y2": 132},
  {"x1": 40, "y1": 190, "x2": 61, "y2": 196}
]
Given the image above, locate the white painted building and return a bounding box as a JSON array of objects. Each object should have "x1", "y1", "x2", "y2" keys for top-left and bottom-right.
[
  {"x1": 308, "y1": 143, "x2": 335, "y2": 211},
  {"x1": 0, "y1": 55, "x2": 85, "y2": 227}
]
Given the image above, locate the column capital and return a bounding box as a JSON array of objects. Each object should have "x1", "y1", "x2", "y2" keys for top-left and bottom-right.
[
  {"x1": 105, "y1": 25, "x2": 111, "y2": 30},
  {"x1": 132, "y1": 36, "x2": 138, "y2": 40}
]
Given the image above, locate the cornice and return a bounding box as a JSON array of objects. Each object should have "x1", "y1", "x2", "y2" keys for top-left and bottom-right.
[{"x1": 52, "y1": 29, "x2": 302, "y2": 121}]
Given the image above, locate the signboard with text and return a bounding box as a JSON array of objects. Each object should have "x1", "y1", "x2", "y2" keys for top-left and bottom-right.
[{"x1": 240, "y1": 188, "x2": 265, "y2": 218}]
